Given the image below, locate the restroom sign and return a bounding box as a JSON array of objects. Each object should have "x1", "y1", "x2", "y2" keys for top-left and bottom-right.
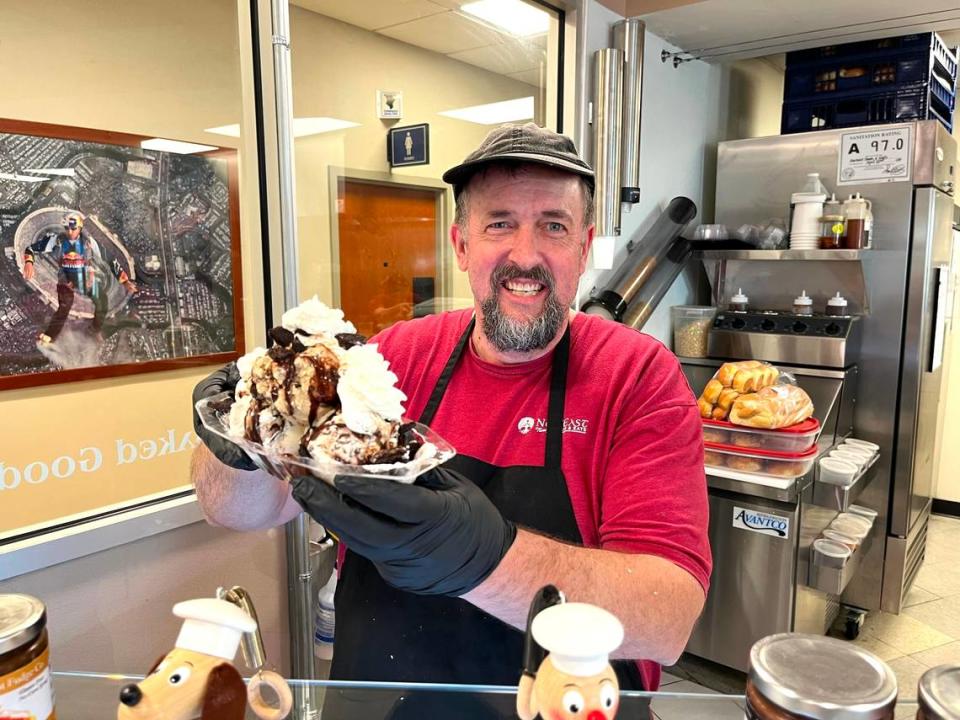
[
  {"x1": 388, "y1": 123, "x2": 430, "y2": 168},
  {"x1": 838, "y1": 126, "x2": 912, "y2": 185}
]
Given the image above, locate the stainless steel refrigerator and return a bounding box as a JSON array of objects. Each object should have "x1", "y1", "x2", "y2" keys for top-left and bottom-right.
[{"x1": 712, "y1": 120, "x2": 956, "y2": 613}]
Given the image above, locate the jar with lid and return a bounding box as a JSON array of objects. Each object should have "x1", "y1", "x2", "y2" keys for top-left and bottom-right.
[
  {"x1": 793, "y1": 291, "x2": 814, "y2": 316},
  {"x1": 729, "y1": 288, "x2": 750, "y2": 312},
  {"x1": 916, "y1": 665, "x2": 960, "y2": 719},
  {"x1": 0, "y1": 594, "x2": 56, "y2": 720},
  {"x1": 842, "y1": 193, "x2": 872, "y2": 249},
  {"x1": 826, "y1": 292, "x2": 849, "y2": 316},
  {"x1": 819, "y1": 215, "x2": 846, "y2": 249},
  {"x1": 746, "y1": 633, "x2": 897, "y2": 719}
]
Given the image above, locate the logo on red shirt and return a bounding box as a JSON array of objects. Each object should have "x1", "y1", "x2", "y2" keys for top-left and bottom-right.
[{"x1": 516, "y1": 417, "x2": 589, "y2": 435}]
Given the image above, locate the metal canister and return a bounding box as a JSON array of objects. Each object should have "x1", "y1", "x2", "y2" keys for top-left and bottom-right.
[
  {"x1": 0, "y1": 594, "x2": 56, "y2": 719},
  {"x1": 917, "y1": 665, "x2": 960, "y2": 718},
  {"x1": 746, "y1": 634, "x2": 897, "y2": 719}
]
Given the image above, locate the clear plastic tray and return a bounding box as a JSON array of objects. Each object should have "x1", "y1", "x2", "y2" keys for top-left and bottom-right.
[
  {"x1": 701, "y1": 417, "x2": 820, "y2": 453},
  {"x1": 195, "y1": 392, "x2": 456, "y2": 484},
  {"x1": 703, "y1": 443, "x2": 818, "y2": 479}
]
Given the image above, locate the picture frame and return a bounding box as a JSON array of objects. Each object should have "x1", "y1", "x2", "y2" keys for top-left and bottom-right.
[
  {"x1": 0, "y1": 118, "x2": 244, "y2": 391},
  {"x1": 377, "y1": 90, "x2": 403, "y2": 120}
]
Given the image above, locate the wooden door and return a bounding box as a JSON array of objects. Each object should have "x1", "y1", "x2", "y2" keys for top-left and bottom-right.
[{"x1": 337, "y1": 180, "x2": 438, "y2": 337}]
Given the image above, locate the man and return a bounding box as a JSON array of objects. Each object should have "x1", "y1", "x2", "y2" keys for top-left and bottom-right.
[
  {"x1": 192, "y1": 124, "x2": 710, "y2": 696},
  {"x1": 22, "y1": 212, "x2": 136, "y2": 344}
]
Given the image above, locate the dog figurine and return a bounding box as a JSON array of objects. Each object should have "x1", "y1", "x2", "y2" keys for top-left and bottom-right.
[
  {"x1": 516, "y1": 585, "x2": 625, "y2": 720},
  {"x1": 118, "y1": 598, "x2": 290, "y2": 720},
  {"x1": 118, "y1": 647, "x2": 246, "y2": 720}
]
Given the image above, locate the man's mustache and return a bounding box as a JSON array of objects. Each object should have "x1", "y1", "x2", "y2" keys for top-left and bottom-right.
[{"x1": 489, "y1": 262, "x2": 555, "y2": 291}]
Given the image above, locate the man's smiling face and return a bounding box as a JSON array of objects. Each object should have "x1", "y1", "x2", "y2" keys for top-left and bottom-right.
[{"x1": 451, "y1": 164, "x2": 594, "y2": 359}]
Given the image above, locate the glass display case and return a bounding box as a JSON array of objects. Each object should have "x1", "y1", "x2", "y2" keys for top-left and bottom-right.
[{"x1": 52, "y1": 671, "x2": 924, "y2": 719}]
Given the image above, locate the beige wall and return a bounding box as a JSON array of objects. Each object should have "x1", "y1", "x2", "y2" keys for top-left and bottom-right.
[
  {"x1": 287, "y1": 7, "x2": 541, "y2": 307},
  {"x1": 723, "y1": 56, "x2": 785, "y2": 140}
]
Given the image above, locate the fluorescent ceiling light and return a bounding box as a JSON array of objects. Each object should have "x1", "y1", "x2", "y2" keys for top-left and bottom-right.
[
  {"x1": 461, "y1": 0, "x2": 550, "y2": 37},
  {"x1": 292, "y1": 117, "x2": 360, "y2": 136},
  {"x1": 204, "y1": 117, "x2": 360, "y2": 138},
  {"x1": 24, "y1": 167, "x2": 75, "y2": 177},
  {"x1": 0, "y1": 172, "x2": 48, "y2": 182},
  {"x1": 204, "y1": 124, "x2": 241, "y2": 137},
  {"x1": 140, "y1": 138, "x2": 218, "y2": 154},
  {"x1": 439, "y1": 96, "x2": 534, "y2": 125}
]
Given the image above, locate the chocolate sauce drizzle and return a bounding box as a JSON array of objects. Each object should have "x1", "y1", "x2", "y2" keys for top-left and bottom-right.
[{"x1": 239, "y1": 325, "x2": 415, "y2": 464}]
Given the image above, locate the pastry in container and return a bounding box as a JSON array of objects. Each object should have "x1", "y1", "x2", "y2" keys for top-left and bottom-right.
[
  {"x1": 703, "y1": 442, "x2": 818, "y2": 479},
  {"x1": 703, "y1": 449, "x2": 726, "y2": 467},
  {"x1": 701, "y1": 417, "x2": 820, "y2": 454},
  {"x1": 702, "y1": 427, "x2": 730, "y2": 445}
]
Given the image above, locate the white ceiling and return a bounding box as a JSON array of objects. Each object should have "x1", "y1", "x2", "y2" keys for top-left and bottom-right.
[
  {"x1": 638, "y1": 0, "x2": 960, "y2": 62},
  {"x1": 291, "y1": 0, "x2": 547, "y2": 87}
]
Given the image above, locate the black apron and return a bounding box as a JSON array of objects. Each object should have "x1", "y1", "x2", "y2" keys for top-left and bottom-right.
[{"x1": 325, "y1": 319, "x2": 648, "y2": 718}]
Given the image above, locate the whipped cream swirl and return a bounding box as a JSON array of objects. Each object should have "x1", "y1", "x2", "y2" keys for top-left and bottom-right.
[
  {"x1": 281, "y1": 296, "x2": 356, "y2": 343},
  {"x1": 337, "y1": 344, "x2": 407, "y2": 435}
]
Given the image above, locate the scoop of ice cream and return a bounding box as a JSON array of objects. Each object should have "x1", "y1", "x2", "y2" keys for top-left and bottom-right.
[
  {"x1": 281, "y1": 296, "x2": 356, "y2": 342},
  {"x1": 337, "y1": 344, "x2": 407, "y2": 435},
  {"x1": 249, "y1": 344, "x2": 339, "y2": 425},
  {"x1": 306, "y1": 413, "x2": 400, "y2": 465},
  {"x1": 268, "y1": 418, "x2": 308, "y2": 456},
  {"x1": 228, "y1": 394, "x2": 254, "y2": 438},
  {"x1": 237, "y1": 347, "x2": 267, "y2": 380}
]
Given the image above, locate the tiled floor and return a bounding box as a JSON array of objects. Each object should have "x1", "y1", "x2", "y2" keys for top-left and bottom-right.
[
  {"x1": 654, "y1": 513, "x2": 960, "y2": 718},
  {"x1": 851, "y1": 513, "x2": 960, "y2": 698}
]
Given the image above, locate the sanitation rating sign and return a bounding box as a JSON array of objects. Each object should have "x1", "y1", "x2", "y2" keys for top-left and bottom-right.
[{"x1": 838, "y1": 126, "x2": 912, "y2": 185}]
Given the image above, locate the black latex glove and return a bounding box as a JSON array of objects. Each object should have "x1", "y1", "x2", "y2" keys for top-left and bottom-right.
[
  {"x1": 291, "y1": 467, "x2": 517, "y2": 596},
  {"x1": 192, "y1": 362, "x2": 258, "y2": 471}
]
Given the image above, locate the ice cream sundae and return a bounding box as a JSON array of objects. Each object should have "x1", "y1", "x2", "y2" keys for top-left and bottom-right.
[{"x1": 224, "y1": 297, "x2": 422, "y2": 467}]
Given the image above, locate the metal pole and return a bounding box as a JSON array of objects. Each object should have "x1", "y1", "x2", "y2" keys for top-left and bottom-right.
[
  {"x1": 268, "y1": 0, "x2": 317, "y2": 717},
  {"x1": 614, "y1": 18, "x2": 645, "y2": 204},
  {"x1": 592, "y1": 48, "x2": 623, "y2": 239}
]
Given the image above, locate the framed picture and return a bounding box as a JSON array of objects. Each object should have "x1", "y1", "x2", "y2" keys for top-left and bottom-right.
[
  {"x1": 377, "y1": 90, "x2": 403, "y2": 119},
  {"x1": 0, "y1": 118, "x2": 244, "y2": 390}
]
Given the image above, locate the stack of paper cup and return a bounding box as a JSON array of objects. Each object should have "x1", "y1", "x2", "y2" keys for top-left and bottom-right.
[
  {"x1": 790, "y1": 233, "x2": 820, "y2": 250},
  {"x1": 790, "y1": 191, "x2": 826, "y2": 249}
]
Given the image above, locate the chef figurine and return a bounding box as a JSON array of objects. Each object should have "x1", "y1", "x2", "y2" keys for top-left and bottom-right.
[
  {"x1": 517, "y1": 585, "x2": 625, "y2": 720},
  {"x1": 118, "y1": 598, "x2": 292, "y2": 720}
]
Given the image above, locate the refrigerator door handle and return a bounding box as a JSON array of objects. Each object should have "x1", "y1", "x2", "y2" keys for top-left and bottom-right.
[{"x1": 929, "y1": 266, "x2": 948, "y2": 373}]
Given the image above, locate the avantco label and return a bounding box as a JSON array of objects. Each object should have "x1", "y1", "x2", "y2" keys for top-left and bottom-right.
[{"x1": 732, "y1": 506, "x2": 790, "y2": 539}]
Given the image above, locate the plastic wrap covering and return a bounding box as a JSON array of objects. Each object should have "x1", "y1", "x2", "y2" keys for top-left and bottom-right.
[{"x1": 581, "y1": 196, "x2": 696, "y2": 321}]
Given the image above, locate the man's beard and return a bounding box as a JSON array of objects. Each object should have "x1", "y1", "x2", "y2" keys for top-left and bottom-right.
[{"x1": 480, "y1": 262, "x2": 566, "y2": 353}]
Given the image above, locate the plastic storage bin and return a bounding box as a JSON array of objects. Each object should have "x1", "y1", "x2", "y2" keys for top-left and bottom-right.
[
  {"x1": 672, "y1": 306, "x2": 716, "y2": 358},
  {"x1": 703, "y1": 443, "x2": 818, "y2": 479},
  {"x1": 701, "y1": 417, "x2": 820, "y2": 453},
  {"x1": 782, "y1": 83, "x2": 954, "y2": 134},
  {"x1": 782, "y1": 32, "x2": 957, "y2": 134}
]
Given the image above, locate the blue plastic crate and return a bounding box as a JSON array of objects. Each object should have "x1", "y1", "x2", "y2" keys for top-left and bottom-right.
[
  {"x1": 785, "y1": 51, "x2": 946, "y2": 97},
  {"x1": 783, "y1": 31, "x2": 956, "y2": 135},
  {"x1": 782, "y1": 83, "x2": 953, "y2": 134},
  {"x1": 786, "y1": 33, "x2": 953, "y2": 74}
]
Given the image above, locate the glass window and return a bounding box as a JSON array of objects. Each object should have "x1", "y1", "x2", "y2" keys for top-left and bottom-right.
[
  {"x1": 0, "y1": 0, "x2": 252, "y2": 538},
  {"x1": 270, "y1": 0, "x2": 564, "y2": 336}
]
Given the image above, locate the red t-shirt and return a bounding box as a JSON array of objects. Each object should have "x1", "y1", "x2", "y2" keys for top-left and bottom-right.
[{"x1": 371, "y1": 309, "x2": 711, "y2": 691}]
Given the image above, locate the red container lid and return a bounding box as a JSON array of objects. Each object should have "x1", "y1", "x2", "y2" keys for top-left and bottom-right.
[
  {"x1": 703, "y1": 441, "x2": 820, "y2": 460},
  {"x1": 702, "y1": 416, "x2": 820, "y2": 435}
]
